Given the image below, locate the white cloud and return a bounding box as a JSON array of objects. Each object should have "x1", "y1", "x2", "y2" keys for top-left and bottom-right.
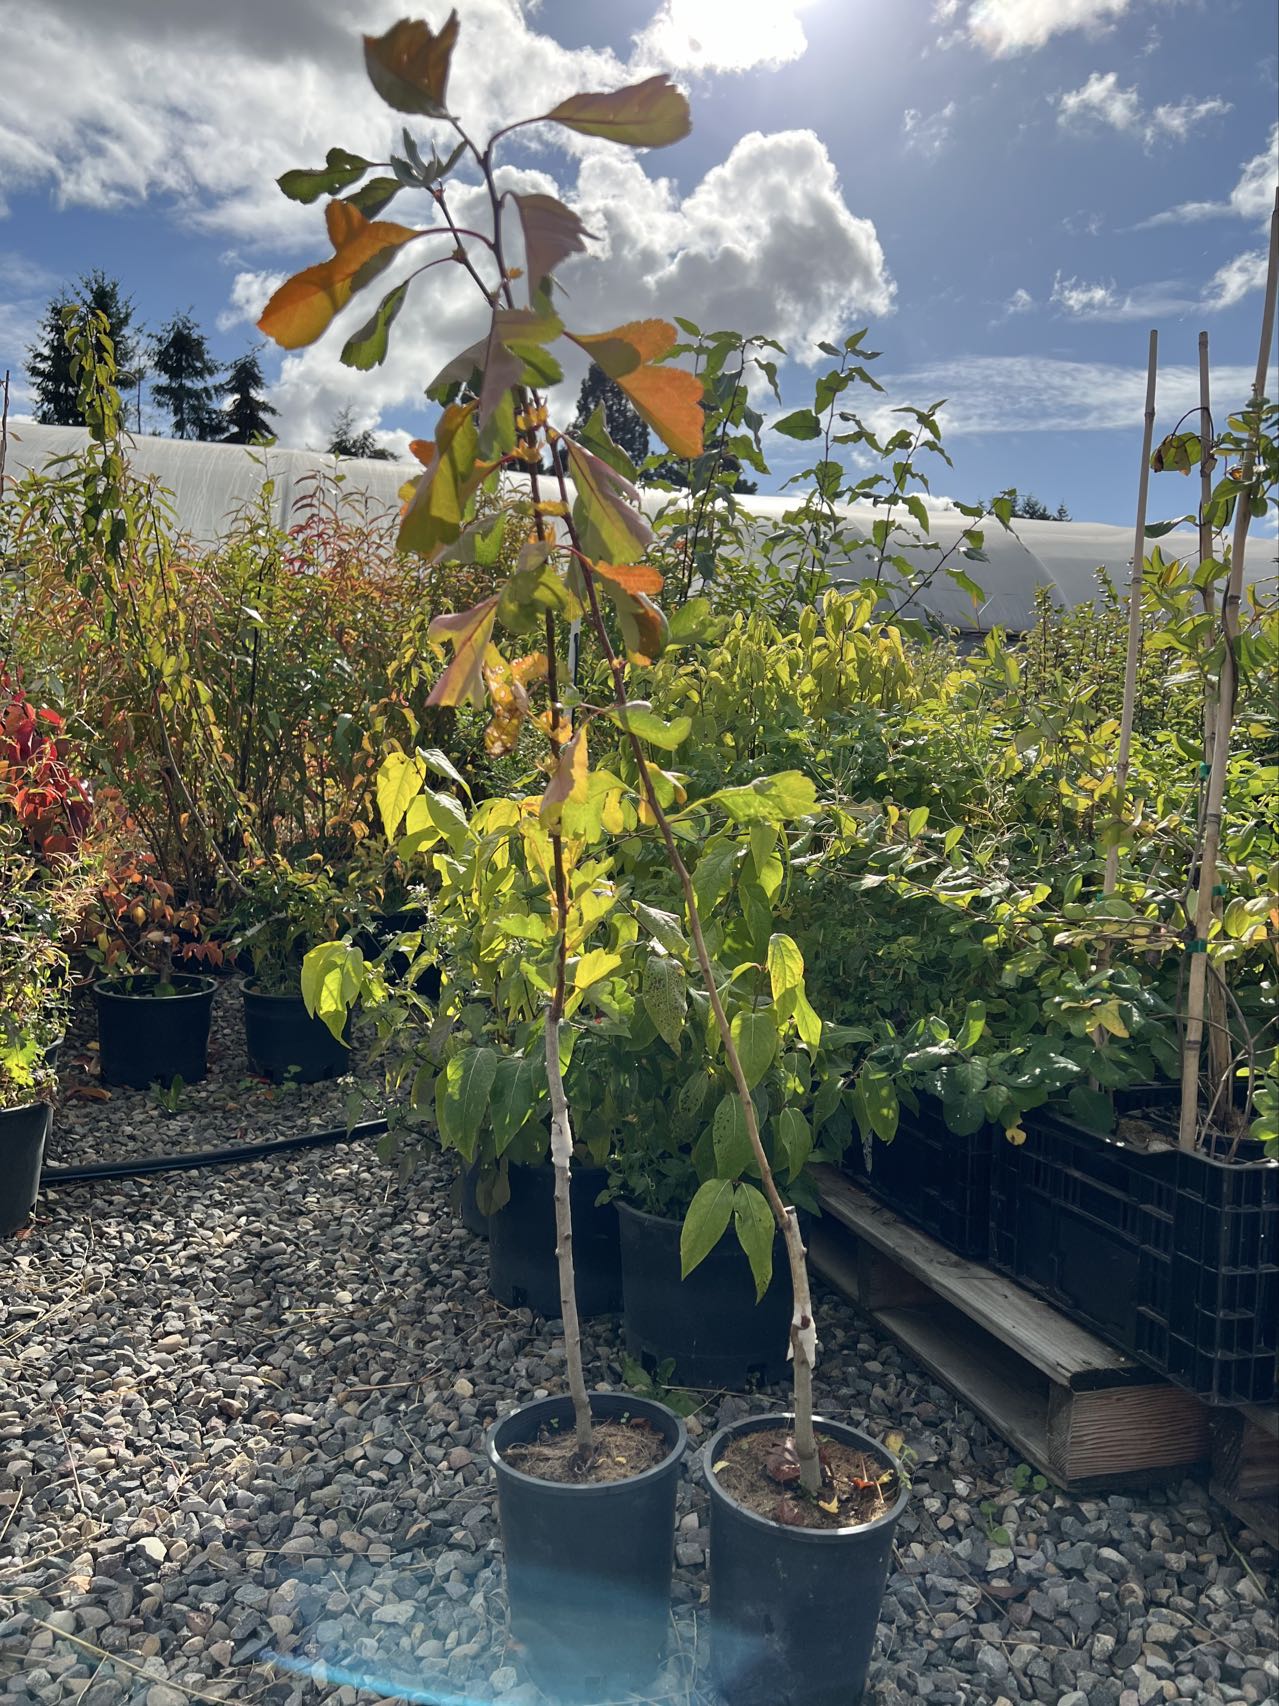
[
  {"x1": 959, "y1": 0, "x2": 1132, "y2": 57},
  {"x1": 216, "y1": 270, "x2": 285, "y2": 333},
  {"x1": 1201, "y1": 248, "x2": 1270, "y2": 311},
  {"x1": 1049, "y1": 253, "x2": 1269, "y2": 320},
  {"x1": 0, "y1": 0, "x2": 894, "y2": 452},
  {"x1": 633, "y1": 0, "x2": 811, "y2": 74},
  {"x1": 875, "y1": 354, "x2": 1258, "y2": 436},
  {"x1": 1057, "y1": 71, "x2": 1229, "y2": 147},
  {"x1": 998, "y1": 287, "x2": 1035, "y2": 318},
  {"x1": 1140, "y1": 122, "x2": 1279, "y2": 226},
  {"x1": 902, "y1": 102, "x2": 957, "y2": 158}
]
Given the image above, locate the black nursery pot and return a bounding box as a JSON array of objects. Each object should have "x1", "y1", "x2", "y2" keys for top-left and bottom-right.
[
  {"x1": 0, "y1": 1101, "x2": 52, "y2": 1235},
  {"x1": 617, "y1": 1199, "x2": 791, "y2": 1387},
  {"x1": 488, "y1": 1162, "x2": 621, "y2": 1318},
  {"x1": 95, "y1": 975, "x2": 216, "y2": 1089},
  {"x1": 487, "y1": 1391, "x2": 687, "y2": 1703},
  {"x1": 705, "y1": 1414, "x2": 908, "y2": 1706},
  {"x1": 242, "y1": 983, "x2": 350, "y2": 1084},
  {"x1": 458, "y1": 1159, "x2": 490, "y2": 1240}
]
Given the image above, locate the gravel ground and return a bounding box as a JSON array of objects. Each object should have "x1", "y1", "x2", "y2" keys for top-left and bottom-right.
[{"x1": 3, "y1": 983, "x2": 1277, "y2": 1706}]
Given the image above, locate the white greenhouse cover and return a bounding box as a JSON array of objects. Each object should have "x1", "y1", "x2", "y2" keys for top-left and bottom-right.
[{"x1": 1, "y1": 421, "x2": 1248, "y2": 633}]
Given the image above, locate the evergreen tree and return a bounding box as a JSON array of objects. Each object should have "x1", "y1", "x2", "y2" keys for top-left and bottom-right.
[
  {"x1": 219, "y1": 349, "x2": 278, "y2": 444},
  {"x1": 982, "y1": 490, "x2": 1071, "y2": 522},
  {"x1": 151, "y1": 311, "x2": 221, "y2": 439},
  {"x1": 570, "y1": 364, "x2": 650, "y2": 468},
  {"x1": 27, "y1": 271, "x2": 141, "y2": 427},
  {"x1": 327, "y1": 405, "x2": 394, "y2": 460}
]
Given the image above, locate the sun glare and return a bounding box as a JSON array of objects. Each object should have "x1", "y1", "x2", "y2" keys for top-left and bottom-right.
[{"x1": 640, "y1": 0, "x2": 815, "y2": 74}]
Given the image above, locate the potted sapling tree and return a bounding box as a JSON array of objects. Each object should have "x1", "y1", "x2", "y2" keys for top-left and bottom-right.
[{"x1": 269, "y1": 15, "x2": 906, "y2": 1700}]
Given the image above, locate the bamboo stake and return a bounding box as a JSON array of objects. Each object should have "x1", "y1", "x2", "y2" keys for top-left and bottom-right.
[
  {"x1": 1178, "y1": 189, "x2": 1279, "y2": 1150},
  {"x1": 1197, "y1": 333, "x2": 1231, "y2": 1099},
  {"x1": 1103, "y1": 330, "x2": 1158, "y2": 896}
]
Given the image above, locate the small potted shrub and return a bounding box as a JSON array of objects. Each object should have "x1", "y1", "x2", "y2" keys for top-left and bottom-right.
[
  {"x1": 87, "y1": 848, "x2": 220, "y2": 1089},
  {"x1": 0, "y1": 832, "x2": 82, "y2": 1233},
  {"x1": 226, "y1": 857, "x2": 355, "y2": 1083}
]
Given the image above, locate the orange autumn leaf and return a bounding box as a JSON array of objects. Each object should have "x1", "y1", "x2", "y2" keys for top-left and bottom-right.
[
  {"x1": 572, "y1": 319, "x2": 677, "y2": 376},
  {"x1": 426, "y1": 596, "x2": 499, "y2": 709},
  {"x1": 258, "y1": 201, "x2": 419, "y2": 350},
  {"x1": 617, "y1": 364, "x2": 704, "y2": 458},
  {"x1": 540, "y1": 725, "x2": 589, "y2": 830},
  {"x1": 591, "y1": 561, "x2": 664, "y2": 596}
]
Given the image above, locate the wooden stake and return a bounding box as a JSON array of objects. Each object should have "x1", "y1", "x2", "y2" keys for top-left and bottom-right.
[
  {"x1": 1197, "y1": 333, "x2": 1230, "y2": 1098},
  {"x1": 1103, "y1": 330, "x2": 1159, "y2": 896},
  {"x1": 1178, "y1": 189, "x2": 1279, "y2": 1150}
]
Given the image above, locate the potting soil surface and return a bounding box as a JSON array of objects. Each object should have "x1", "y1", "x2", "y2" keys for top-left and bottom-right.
[
  {"x1": 713, "y1": 1428, "x2": 896, "y2": 1530},
  {"x1": 502, "y1": 1417, "x2": 670, "y2": 1484}
]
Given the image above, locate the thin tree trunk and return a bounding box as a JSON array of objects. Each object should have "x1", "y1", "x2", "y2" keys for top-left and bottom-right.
[
  {"x1": 1103, "y1": 330, "x2": 1158, "y2": 897},
  {"x1": 1179, "y1": 190, "x2": 1279, "y2": 1150},
  {"x1": 546, "y1": 1010, "x2": 593, "y2": 1453}
]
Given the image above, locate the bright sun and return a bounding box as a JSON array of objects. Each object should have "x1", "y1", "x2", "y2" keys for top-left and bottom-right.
[{"x1": 641, "y1": 0, "x2": 815, "y2": 75}]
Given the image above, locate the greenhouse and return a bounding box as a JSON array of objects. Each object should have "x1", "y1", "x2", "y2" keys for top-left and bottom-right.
[{"x1": 2, "y1": 10, "x2": 1277, "y2": 1706}]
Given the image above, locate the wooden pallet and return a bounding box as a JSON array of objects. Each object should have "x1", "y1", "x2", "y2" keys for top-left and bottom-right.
[
  {"x1": 810, "y1": 1165, "x2": 1211, "y2": 1491},
  {"x1": 1210, "y1": 1402, "x2": 1279, "y2": 1545}
]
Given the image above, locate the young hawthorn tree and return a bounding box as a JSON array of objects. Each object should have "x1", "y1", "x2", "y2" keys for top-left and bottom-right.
[
  {"x1": 28, "y1": 271, "x2": 142, "y2": 427},
  {"x1": 260, "y1": 11, "x2": 824, "y2": 1489},
  {"x1": 220, "y1": 349, "x2": 278, "y2": 444},
  {"x1": 151, "y1": 311, "x2": 222, "y2": 439}
]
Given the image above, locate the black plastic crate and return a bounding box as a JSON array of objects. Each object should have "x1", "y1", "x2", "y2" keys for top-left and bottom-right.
[
  {"x1": 989, "y1": 1106, "x2": 1279, "y2": 1405},
  {"x1": 844, "y1": 1097, "x2": 992, "y2": 1259}
]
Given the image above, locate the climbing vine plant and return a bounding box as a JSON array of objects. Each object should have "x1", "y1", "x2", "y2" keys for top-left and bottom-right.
[{"x1": 262, "y1": 13, "x2": 825, "y2": 1487}]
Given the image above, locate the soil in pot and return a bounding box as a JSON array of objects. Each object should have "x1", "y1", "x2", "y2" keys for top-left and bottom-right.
[
  {"x1": 242, "y1": 982, "x2": 349, "y2": 1084},
  {"x1": 617, "y1": 1199, "x2": 790, "y2": 1387},
  {"x1": 0, "y1": 1101, "x2": 52, "y2": 1236},
  {"x1": 488, "y1": 1391, "x2": 686, "y2": 1703},
  {"x1": 705, "y1": 1414, "x2": 908, "y2": 1706},
  {"x1": 488, "y1": 1163, "x2": 621, "y2": 1317},
  {"x1": 95, "y1": 975, "x2": 216, "y2": 1090}
]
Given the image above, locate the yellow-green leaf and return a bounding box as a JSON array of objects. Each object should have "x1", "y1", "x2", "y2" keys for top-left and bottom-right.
[
  {"x1": 258, "y1": 201, "x2": 419, "y2": 350},
  {"x1": 376, "y1": 751, "x2": 426, "y2": 842},
  {"x1": 425, "y1": 595, "x2": 499, "y2": 708}
]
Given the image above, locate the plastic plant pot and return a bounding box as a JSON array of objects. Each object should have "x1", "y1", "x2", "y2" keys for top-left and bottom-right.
[
  {"x1": 458, "y1": 1159, "x2": 490, "y2": 1240},
  {"x1": 487, "y1": 1391, "x2": 686, "y2": 1703},
  {"x1": 94, "y1": 975, "x2": 216, "y2": 1089},
  {"x1": 616, "y1": 1199, "x2": 790, "y2": 1387},
  {"x1": 704, "y1": 1413, "x2": 908, "y2": 1706},
  {"x1": 488, "y1": 1163, "x2": 621, "y2": 1318},
  {"x1": 242, "y1": 983, "x2": 350, "y2": 1084},
  {"x1": 0, "y1": 1101, "x2": 52, "y2": 1235}
]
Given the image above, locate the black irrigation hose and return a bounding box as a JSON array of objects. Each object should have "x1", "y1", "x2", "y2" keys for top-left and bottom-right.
[{"x1": 42, "y1": 1118, "x2": 389, "y2": 1185}]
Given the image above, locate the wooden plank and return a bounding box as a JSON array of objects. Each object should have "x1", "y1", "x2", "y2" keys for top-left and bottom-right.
[
  {"x1": 1210, "y1": 1405, "x2": 1279, "y2": 1542},
  {"x1": 1050, "y1": 1382, "x2": 1209, "y2": 1482},
  {"x1": 814, "y1": 1164, "x2": 1147, "y2": 1389}
]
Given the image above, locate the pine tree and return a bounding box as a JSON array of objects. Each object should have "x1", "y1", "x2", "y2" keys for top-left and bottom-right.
[
  {"x1": 570, "y1": 364, "x2": 650, "y2": 468},
  {"x1": 27, "y1": 271, "x2": 141, "y2": 427},
  {"x1": 219, "y1": 349, "x2": 278, "y2": 444},
  {"x1": 151, "y1": 311, "x2": 221, "y2": 439},
  {"x1": 327, "y1": 405, "x2": 394, "y2": 460}
]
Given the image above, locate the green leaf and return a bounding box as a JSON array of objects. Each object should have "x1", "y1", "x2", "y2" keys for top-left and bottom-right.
[
  {"x1": 710, "y1": 771, "x2": 818, "y2": 824},
  {"x1": 767, "y1": 934, "x2": 805, "y2": 1001},
  {"x1": 343, "y1": 175, "x2": 404, "y2": 219},
  {"x1": 861, "y1": 1069, "x2": 899, "y2": 1141},
  {"x1": 490, "y1": 1051, "x2": 543, "y2": 1154},
  {"x1": 1067, "y1": 1083, "x2": 1115, "y2": 1134},
  {"x1": 341, "y1": 280, "x2": 410, "y2": 371},
  {"x1": 681, "y1": 1177, "x2": 735, "y2": 1278},
  {"x1": 643, "y1": 952, "x2": 687, "y2": 1050},
  {"x1": 544, "y1": 74, "x2": 691, "y2": 147},
  {"x1": 956, "y1": 1000, "x2": 986, "y2": 1052},
  {"x1": 605, "y1": 705, "x2": 692, "y2": 750},
  {"x1": 774, "y1": 1106, "x2": 812, "y2": 1177},
  {"x1": 277, "y1": 147, "x2": 372, "y2": 204},
  {"x1": 773, "y1": 409, "x2": 823, "y2": 441},
  {"x1": 733, "y1": 1182, "x2": 776, "y2": 1301},
  {"x1": 440, "y1": 1046, "x2": 498, "y2": 1159},
  {"x1": 677, "y1": 1069, "x2": 712, "y2": 1121},
  {"x1": 712, "y1": 1093, "x2": 753, "y2": 1178},
  {"x1": 565, "y1": 439, "x2": 653, "y2": 566},
  {"x1": 634, "y1": 902, "x2": 687, "y2": 955},
  {"x1": 731, "y1": 1008, "x2": 780, "y2": 1090},
  {"x1": 575, "y1": 947, "x2": 622, "y2": 990},
  {"x1": 667, "y1": 596, "x2": 713, "y2": 646}
]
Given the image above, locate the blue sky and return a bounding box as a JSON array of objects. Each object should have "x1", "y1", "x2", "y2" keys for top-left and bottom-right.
[{"x1": 1, "y1": 0, "x2": 1275, "y2": 525}]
